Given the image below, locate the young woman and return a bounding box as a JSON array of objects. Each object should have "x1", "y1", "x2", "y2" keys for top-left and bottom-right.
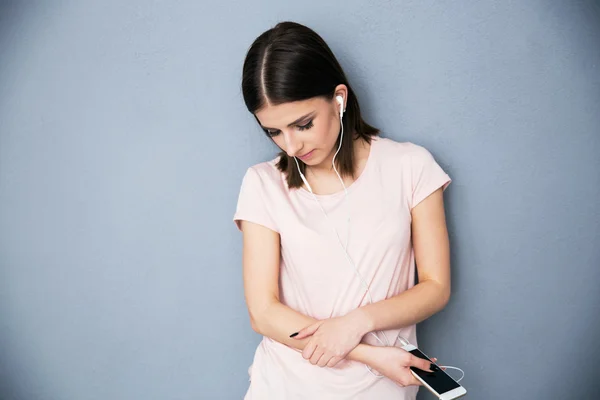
[{"x1": 233, "y1": 21, "x2": 452, "y2": 399}]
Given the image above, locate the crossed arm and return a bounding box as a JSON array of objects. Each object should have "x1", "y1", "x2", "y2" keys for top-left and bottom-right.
[{"x1": 240, "y1": 189, "x2": 450, "y2": 385}]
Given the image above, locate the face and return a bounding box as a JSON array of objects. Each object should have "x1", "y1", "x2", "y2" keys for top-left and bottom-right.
[{"x1": 255, "y1": 94, "x2": 344, "y2": 168}]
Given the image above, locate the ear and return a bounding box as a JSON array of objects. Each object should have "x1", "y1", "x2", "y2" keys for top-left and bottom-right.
[{"x1": 333, "y1": 84, "x2": 348, "y2": 112}]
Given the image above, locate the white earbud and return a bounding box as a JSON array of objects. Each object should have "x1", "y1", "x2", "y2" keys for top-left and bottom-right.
[{"x1": 336, "y1": 95, "x2": 344, "y2": 118}]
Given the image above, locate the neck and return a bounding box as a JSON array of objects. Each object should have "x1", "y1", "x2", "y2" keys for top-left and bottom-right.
[{"x1": 308, "y1": 136, "x2": 366, "y2": 176}]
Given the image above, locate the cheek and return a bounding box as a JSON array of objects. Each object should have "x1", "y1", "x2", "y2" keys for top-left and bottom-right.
[
  {"x1": 271, "y1": 136, "x2": 285, "y2": 150},
  {"x1": 314, "y1": 118, "x2": 336, "y2": 145},
  {"x1": 323, "y1": 118, "x2": 340, "y2": 147}
]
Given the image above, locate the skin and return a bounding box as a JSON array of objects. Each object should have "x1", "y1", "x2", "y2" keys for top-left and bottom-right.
[{"x1": 240, "y1": 84, "x2": 451, "y2": 386}]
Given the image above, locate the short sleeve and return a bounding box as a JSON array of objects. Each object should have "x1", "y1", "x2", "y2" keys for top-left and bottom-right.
[
  {"x1": 410, "y1": 145, "x2": 452, "y2": 209},
  {"x1": 233, "y1": 167, "x2": 279, "y2": 233}
]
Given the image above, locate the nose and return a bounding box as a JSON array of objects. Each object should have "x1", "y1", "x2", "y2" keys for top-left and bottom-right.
[{"x1": 282, "y1": 130, "x2": 302, "y2": 157}]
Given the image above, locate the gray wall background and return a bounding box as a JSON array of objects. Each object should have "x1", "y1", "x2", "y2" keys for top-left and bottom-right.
[{"x1": 1, "y1": 1, "x2": 599, "y2": 399}]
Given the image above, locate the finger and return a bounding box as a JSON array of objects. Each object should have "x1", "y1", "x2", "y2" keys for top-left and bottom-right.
[
  {"x1": 398, "y1": 370, "x2": 422, "y2": 387},
  {"x1": 317, "y1": 353, "x2": 330, "y2": 368},
  {"x1": 310, "y1": 350, "x2": 324, "y2": 365},
  {"x1": 302, "y1": 341, "x2": 316, "y2": 360},
  {"x1": 293, "y1": 322, "x2": 322, "y2": 340},
  {"x1": 431, "y1": 357, "x2": 444, "y2": 372},
  {"x1": 408, "y1": 372, "x2": 423, "y2": 386},
  {"x1": 409, "y1": 354, "x2": 433, "y2": 372},
  {"x1": 326, "y1": 356, "x2": 343, "y2": 368}
]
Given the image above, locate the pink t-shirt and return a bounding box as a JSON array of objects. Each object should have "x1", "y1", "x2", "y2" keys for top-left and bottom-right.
[{"x1": 233, "y1": 136, "x2": 451, "y2": 399}]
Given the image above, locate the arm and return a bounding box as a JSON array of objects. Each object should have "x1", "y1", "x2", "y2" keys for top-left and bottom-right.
[
  {"x1": 240, "y1": 218, "x2": 433, "y2": 382},
  {"x1": 240, "y1": 219, "x2": 368, "y2": 357},
  {"x1": 295, "y1": 188, "x2": 451, "y2": 349},
  {"x1": 346, "y1": 187, "x2": 451, "y2": 334}
]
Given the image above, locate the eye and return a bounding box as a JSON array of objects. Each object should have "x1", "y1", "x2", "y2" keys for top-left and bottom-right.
[
  {"x1": 297, "y1": 120, "x2": 314, "y2": 131},
  {"x1": 264, "y1": 129, "x2": 280, "y2": 138}
]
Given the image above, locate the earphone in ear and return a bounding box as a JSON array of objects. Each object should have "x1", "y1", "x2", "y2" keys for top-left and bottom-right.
[
  {"x1": 336, "y1": 95, "x2": 344, "y2": 118},
  {"x1": 294, "y1": 95, "x2": 344, "y2": 195}
]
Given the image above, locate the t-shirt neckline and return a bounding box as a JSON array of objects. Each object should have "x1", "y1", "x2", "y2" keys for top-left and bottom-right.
[{"x1": 296, "y1": 136, "x2": 378, "y2": 200}]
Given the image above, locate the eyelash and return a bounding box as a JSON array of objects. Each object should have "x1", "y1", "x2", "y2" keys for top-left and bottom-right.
[
  {"x1": 264, "y1": 120, "x2": 314, "y2": 137},
  {"x1": 297, "y1": 120, "x2": 314, "y2": 131}
]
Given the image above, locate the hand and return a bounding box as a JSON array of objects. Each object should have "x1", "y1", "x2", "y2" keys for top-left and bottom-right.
[
  {"x1": 292, "y1": 312, "x2": 368, "y2": 368},
  {"x1": 365, "y1": 346, "x2": 435, "y2": 387}
]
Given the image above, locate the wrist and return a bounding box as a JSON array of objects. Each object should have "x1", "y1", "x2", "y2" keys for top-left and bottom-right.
[
  {"x1": 349, "y1": 307, "x2": 375, "y2": 337},
  {"x1": 348, "y1": 343, "x2": 375, "y2": 365},
  {"x1": 348, "y1": 343, "x2": 389, "y2": 369}
]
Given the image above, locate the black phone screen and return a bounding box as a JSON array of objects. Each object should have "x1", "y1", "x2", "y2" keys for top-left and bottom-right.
[{"x1": 409, "y1": 348, "x2": 461, "y2": 394}]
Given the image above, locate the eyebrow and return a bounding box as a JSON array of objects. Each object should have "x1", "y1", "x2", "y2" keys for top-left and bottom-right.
[{"x1": 260, "y1": 111, "x2": 316, "y2": 131}]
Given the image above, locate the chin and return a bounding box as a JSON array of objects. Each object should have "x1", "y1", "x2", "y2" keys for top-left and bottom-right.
[
  {"x1": 300, "y1": 152, "x2": 323, "y2": 166},
  {"x1": 306, "y1": 156, "x2": 331, "y2": 169}
]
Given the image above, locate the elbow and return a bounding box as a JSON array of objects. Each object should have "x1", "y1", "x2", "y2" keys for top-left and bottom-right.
[
  {"x1": 248, "y1": 300, "x2": 276, "y2": 335},
  {"x1": 249, "y1": 318, "x2": 261, "y2": 335},
  {"x1": 427, "y1": 279, "x2": 451, "y2": 312},
  {"x1": 249, "y1": 312, "x2": 264, "y2": 335},
  {"x1": 248, "y1": 309, "x2": 265, "y2": 335},
  {"x1": 438, "y1": 285, "x2": 451, "y2": 311}
]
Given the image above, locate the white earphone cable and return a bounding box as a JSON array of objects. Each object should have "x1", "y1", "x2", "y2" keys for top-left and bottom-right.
[{"x1": 293, "y1": 96, "x2": 464, "y2": 382}]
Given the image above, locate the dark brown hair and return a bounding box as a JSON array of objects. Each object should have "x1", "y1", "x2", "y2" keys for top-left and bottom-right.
[{"x1": 241, "y1": 21, "x2": 379, "y2": 188}]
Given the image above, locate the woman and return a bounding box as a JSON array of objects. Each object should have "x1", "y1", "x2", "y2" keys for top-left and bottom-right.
[{"x1": 233, "y1": 21, "x2": 452, "y2": 399}]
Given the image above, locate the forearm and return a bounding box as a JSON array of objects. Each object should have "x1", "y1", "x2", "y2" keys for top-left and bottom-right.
[
  {"x1": 251, "y1": 300, "x2": 376, "y2": 365},
  {"x1": 351, "y1": 280, "x2": 450, "y2": 334},
  {"x1": 251, "y1": 300, "x2": 316, "y2": 351}
]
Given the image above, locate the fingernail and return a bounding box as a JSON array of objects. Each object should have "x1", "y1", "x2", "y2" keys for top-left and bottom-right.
[{"x1": 289, "y1": 332, "x2": 299, "y2": 338}]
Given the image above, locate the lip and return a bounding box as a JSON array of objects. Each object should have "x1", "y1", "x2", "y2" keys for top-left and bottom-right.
[{"x1": 298, "y1": 150, "x2": 315, "y2": 160}]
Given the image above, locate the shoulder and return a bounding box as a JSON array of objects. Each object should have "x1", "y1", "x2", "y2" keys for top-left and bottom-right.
[
  {"x1": 239, "y1": 157, "x2": 286, "y2": 192},
  {"x1": 234, "y1": 158, "x2": 283, "y2": 233},
  {"x1": 245, "y1": 157, "x2": 282, "y2": 181},
  {"x1": 374, "y1": 136, "x2": 451, "y2": 208},
  {"x1": 374, "y1": 136, "x2": 437, "y2": 166}
]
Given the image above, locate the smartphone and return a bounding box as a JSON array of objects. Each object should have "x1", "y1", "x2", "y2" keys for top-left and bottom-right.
[{"x1": 401, "y1": 344, "x2": 467, "y2": 400}]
